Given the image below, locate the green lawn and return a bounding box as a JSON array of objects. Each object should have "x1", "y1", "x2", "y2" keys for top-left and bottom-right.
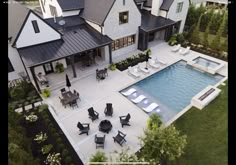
[{"x1": 173, "y1": 81, "x2": 228, "y2": 165}]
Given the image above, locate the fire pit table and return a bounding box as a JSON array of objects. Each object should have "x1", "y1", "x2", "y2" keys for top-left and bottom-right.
[{"x1": 99, "y1": 120, "x2": 112, "y2": 133}]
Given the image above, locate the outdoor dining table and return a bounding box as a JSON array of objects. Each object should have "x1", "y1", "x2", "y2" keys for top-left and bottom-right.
[{"x1": 62, "y1": 91, "x2": 80, "y2": 105}]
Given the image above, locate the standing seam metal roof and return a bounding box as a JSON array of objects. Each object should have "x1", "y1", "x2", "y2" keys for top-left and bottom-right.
[
  {"x1": 18, "y1": 24, "x2": 113, "y2": 67},
  {"x1": 57, "y1": 0, "x2": 84, "y2": 11}
]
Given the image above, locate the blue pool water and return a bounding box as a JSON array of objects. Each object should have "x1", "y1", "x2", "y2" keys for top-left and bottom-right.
[
  {"x1": 193, "y1": 57, "x2": 220, "y2": 68},
  {"x1": 121, "y1": 60, "x2": 224, "y2": 122}
]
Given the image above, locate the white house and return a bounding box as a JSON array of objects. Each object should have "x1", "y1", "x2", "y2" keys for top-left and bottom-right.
[
  {"x1": 190, "y1": 0, "x2": 228, "y2": 8},
  {"x1": 8, "y1": 0, "x2": 190, "y2": 92}
]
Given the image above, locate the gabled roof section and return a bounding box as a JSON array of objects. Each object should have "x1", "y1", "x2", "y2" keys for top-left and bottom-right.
[
  {"x1": 143, "y1": 0, "x2": 152, "y2": 7},
  {"x1": 57, "y1": 0, "x2": 84, "y2": 11},
  {"x1": 135, "y1": 0, "x2": 147, "y2": 3},
  {"x1": 8, "y1": 1, "x2": 30, "y2": 45},
  {"x1": 160, "y1": 0, "x2": 174, "y2": 11},
  {"x1": 80, "y1": 0, "x2": 116, "y2": 26}
]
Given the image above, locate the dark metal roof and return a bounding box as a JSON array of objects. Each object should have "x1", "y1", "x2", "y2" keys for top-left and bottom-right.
[
  {"x1": 160, "y1": 0, "x2": 174, "y2": 11},
  {"x1": 57, "y1": 0, "x2": 84, "y2": 11},
  {"x1": 143, "y1": 0, "x2": 152, "y2": 7},
  {"x1": 80, "y1": 0, "x2": 116, "y2": 26},
  {"x1": 135, "y1": 0, "x2": 147, "y2": 3},
  {"x1": 18, "y1": 24, "x2": 113, "y2": 67},
  {"x1": 8, "y1": 1, "x2": 30, "y2": 45},
  {"x1": 45, "y1": 15, "x2": 85, "y2": 30},
  {"x1": 140, "y1": 10, "x2": 176, "y2": 32}
]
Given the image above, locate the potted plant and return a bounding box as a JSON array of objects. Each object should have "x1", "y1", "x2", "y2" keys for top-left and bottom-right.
[
  {"x1": 108, "y1": 63, "x2": 116, "y2": 71},
  {"x1": 55, "y1": 62, "x2": 64, "y2": 73},
  {"x1": 42, "y1": 88, "x2": 51, "y2": 98}
]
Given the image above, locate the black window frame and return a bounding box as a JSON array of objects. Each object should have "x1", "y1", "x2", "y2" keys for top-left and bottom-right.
[
  {"x1": 32, "y1": 20, "x2": 40, "y2": 33},
  {"x1": 176, "y1": 2, "x2": 184, "y2": 13},
  {"x1": 112, "y1": 34, "x2": 135, "y2": 51},
  {"x1": 8, "y1": 58, "x2": 14, "y2": 73},
  {"x1": 119, "y1": 11, "x2": 129, "y2": 24}
]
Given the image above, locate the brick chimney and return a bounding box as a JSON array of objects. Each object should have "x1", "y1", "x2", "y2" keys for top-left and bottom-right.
[{"x1": 151, "y1": 0, "x2": 163, "y2": 16}]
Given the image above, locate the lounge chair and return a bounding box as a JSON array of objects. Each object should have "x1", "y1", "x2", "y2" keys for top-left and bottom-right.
[
  {"x1": 148, "y1": 59, "x2": 160, "y2": 68},
  {"x1": 128, "y1": 66, "x2": 141, "y2": 78},
  {"x1": 77, "y1": 122, "x2": 90, "y2": 135},
  {"x1": 104, "y1": 103, "x2": 113, "y2": 116},
  {"x1": 113, "y1": 130, "x2": 127, "y2": 146},
  {"x1": 88, "y1": 107, "x2": 99, "y2": 121},
  {"x1": 131, "y1": 95, "x2": 146, "y2": 103},
  {"x1": 95, "y1": 134, "x2": 105, "y2": 149},
  {"x1": 179, "y1": 46, "x2": 190, "y2": 55},
  {"x1": 171, "y1": 44, "x2": 181, "y2": 52},
  {"x1": 142, "y1": 103, "x2": 159, "y2": 113},
  {"x1": 121, "y1": 88, "x2": 137, "y2": 96},
  {"x1": 155, "y1": 58, "x2": 167, "y2": 65},
  {"x1": 119, "y1": 113, "x2": 131, "y2": 127},
  {"x1": 138, "y1": 63, "x2": 150, "y2": 74}
]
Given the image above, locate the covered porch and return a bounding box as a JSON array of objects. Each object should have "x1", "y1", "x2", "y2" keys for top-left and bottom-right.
[{"x1": 138, "y1": 10, "x2": 179, "y2": 51}]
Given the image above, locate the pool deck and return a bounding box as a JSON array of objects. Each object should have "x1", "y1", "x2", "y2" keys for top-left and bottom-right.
[{"x1": 44, "y1": 42, "x2": 228, "y2": 164}]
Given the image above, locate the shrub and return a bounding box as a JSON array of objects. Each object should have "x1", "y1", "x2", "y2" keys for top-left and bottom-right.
[
  {"x1": 176, "y1": 33, "x2": 185, "y2": 44},
  {"x1": 56, "y1": 143, "x2": 65, "y2": 152},
  {"x1": 168, "y1": 34, "x2": 177, "y2": 46},
  {"x1": 64, "y1": 156, "x2": 72, "y2": 164},
  {"x1": 55, "y1": 138, "x2": 63, "y2": 145},
  {"x1": 34, "y1": 132, "x2": 48, "y2": 144},
  {"x1": 62, "y1": 149, "x2": 69, "y2": 158},
  {"x1": 52, "y1": 132, "x2": 60, "y2": 140},
  {"x1": 108, "y1": 63, "x2": 116, "y2": 71},
  {"x1": 89, "y1": 151, "x2": 108, "y2": 163},
  {"x1": 10, "y1": 87, "x2": 25, "y2": 100},
  {"x1": 41, "y1": 144, "x2": 53, "y2": 155},
  {"x1": 25, "y1": 114, "x2": 38, "y2": 123},
  {"x1": 41, "y1": 89, "x2": 51, "y2": 98},
  {"x1": 49, "y1": 127, "x2": 57, "y2": 135},
  {"x1": 55, "y1": 62, "x2": 64, "y2": 73},
  {"x1": 38, "y1": 104, "x2": 48, "y2": 113},
  {"x1": 44, "y1": 153, "x2": 61, "y2": 165}
]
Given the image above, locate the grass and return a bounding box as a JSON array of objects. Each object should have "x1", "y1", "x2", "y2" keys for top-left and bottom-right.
[
  {"x1": 173, "y1": 81, "x2": 228, "y2": 165},
  {"x1": 198, "y1": 31, "x2": 227, "y2": 45}
]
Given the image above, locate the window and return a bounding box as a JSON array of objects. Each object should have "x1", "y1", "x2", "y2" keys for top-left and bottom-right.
[
  {"x1": 119, "y1": 11, "x2": 129, "y2": 24},
  {"x1": 49, "y1": 5, "x2": 58, "y2": 17},
  {"x1": 112, "y1": 34, "x2": 135, "y2": 51},
  {"x1": 8, "y1": 58, "x2": 14, "y2": 73},
  {"x1": 176, "y1": 2, "x2": 184, "y2": 13},
  {"x1": 32, "y1": 20, "x2": 40, "y2": 33}
]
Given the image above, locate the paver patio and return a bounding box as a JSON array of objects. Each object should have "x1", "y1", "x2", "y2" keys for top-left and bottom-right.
[{"x1": 44, "y1": 41, "x2": 228, "y2": 164}]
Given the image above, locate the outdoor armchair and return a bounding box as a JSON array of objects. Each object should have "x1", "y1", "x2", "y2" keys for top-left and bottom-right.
[
  {"x1": 119, "y1": 113, "x2": 131, "y2": 127},
  {"x1": 77, "y1": 122, "x2": 90, "y2": 135},
  {"x1": 113, "y1": 130, "x2": 127, "y2": 146},
  {"x1": 88, "y1": 107, "x2": 99, "y2": 121},
  {"x1": 104, "y1": 103, "x2": 113, "y2": 117}
]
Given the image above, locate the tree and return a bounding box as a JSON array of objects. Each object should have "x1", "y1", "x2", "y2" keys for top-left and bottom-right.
[
  {"x1": 210, "y1": 10, "x2": 223, "y2": 34},
  {"x1": 190, "y1": 14, "x2": 203, "y2": 44},
  {"x1": 203, "y1": 9, "x2": 214, "y2": 47},
  {"x1": 147, "y1": 113, "x2": 162, "y2": 130},
  {"x1": 211, "y1": 10, "x2": 227, "y2": 51},
  {"x1": 116, "y1": 148, "x2": 147, "y2": 164},
  {"x1": 139, "y1": 125, "x2": 187, "y2": 165},
  {"x1": 89, "y1": 151, "x2": 108, "y2": 163}
]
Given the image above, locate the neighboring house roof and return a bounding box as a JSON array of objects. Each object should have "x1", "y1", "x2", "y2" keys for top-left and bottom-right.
[
  {"x1": 135, "y1": 0, "x2": 147, "y2": 3},
  {"x1": 8, "y1": 1, "x2": 30, "y2": 45},
  {"x1": 57, "y1": 0, "x2": 84, "y2": 11},
  {"x1": 80, "y1": 0, "x2": 116, "y2": 26},
  {"x1": 18, "y1": 24, "x2": 113, "y2": 67},
  {"x1": 45, "y1": 15, "x2": 85, "y2": 30},
  {"x1": 140, "y1": 9, "x2": 176, "y2": 32},
  {"x1": 160, "y1": 0, "x2": 174, "y2": 11},
  {"x1": 143, "y1": 0, "x2": 152, "y2": 7}
]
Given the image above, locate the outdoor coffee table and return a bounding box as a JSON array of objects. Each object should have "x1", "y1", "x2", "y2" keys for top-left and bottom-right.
[{"x1": 99, "y1": 120, "x2": 112, "y2": 133}]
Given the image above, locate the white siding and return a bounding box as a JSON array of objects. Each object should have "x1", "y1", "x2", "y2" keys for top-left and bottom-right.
[
  {"x1": 15, "y1": 12, "x2": 61, "y2": 48},
  {"x1": 63, "y1": 10, "x2": 80, "y2": 17},
  {"x1": 85, "y1": 20, "x2": 102, "y2": 33},
  {"x1": 40, "y1": 0, "x2": 63, "y2": 18},
  {"x1": 8, "y1": 45, "x2": 26, "y2": 80},
  {"x1": 151, "y1": 0, "x2": 162, "y2": 16},
  {"x1": 167, "y1": 0, "x2": 189, "y2": 33},
  {"x1": 103, "y1": 0, "x2": 141, "y2": 58}
]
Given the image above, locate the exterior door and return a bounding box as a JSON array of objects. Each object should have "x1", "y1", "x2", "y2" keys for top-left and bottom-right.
[{"x1": 43, "y1": 62, "x2": 54, "y2": 74}]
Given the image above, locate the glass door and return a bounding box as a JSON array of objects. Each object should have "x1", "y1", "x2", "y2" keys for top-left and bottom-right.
[{"x1": 43, "y1": 62, "x2": 54, "y2": 74}]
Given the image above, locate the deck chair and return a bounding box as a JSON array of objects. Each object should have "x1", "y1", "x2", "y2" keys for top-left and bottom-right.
[
  {"x1": 171, "y1": 44, "x2": 181, "y2": 52},
  {"x1": 148, "y1": 59, "x2": 160, "y2": 68},
  {"x1": 121, "y1": 88, "x2": 137, "y2": 96},
  {"x1": 77, "y1": 122, "x2": 90, "y2": 135},
  {"x1": 95, "y1": 134, "x2": 106, "y2": 149},
  {"x1": 142, "y1": 103, "x2": 159, "y2": 113},
  {"x1": 179, "y1": 46, "x2": 190, "y2": 55},
  {"x1": 138, "y1": 63, "x2": 150, "y2": 74},
  {"x1": 128, "y1": 66, "x2": 141, "y2": 78},
  {"x1": 131, "y1": 95, "x2": 146, "y2": 103},
  {"x1": 113, "y1": 131, "x2": 127, "y2": 146},
  {"x1": 119, "y1": 113, "x2": 131, "y2": 127},
  {"x1": 88, "y1": 107, "x2": 99, "y2": 121},
  {"x1": 104, "y1": 103, "x2": 113, "y2": 117}
]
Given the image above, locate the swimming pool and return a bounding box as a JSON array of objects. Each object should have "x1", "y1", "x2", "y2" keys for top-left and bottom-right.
[
  {"x1": 121, "y1": 60, "x2": 224, "y2": 123},
  {"x1": 193, "y1": 57, "x2": 220, "y2": 69}
]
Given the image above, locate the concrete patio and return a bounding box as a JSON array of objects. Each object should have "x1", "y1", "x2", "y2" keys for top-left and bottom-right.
[{"x1": 44, "y1": 41, "x2": 228, "y2": 164}]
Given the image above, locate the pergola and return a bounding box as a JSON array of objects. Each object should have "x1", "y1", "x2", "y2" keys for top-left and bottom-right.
[{"x1": 18, "y1": 24, "x2": 113, "y2": 93}]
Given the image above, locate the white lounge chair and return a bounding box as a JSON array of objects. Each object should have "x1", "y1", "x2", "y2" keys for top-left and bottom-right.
[
  {"x1": 131, "y1": 95, "x2": 146, "y2": 103},
  {"x1": 121, "y1": 88, "x2": 137, "y2": 96},
  {"x1": 138, "y1": 63, "x2": 150, "y2": 74},
  {"x1": 171, "y1": 44, "x2": 181, "y2": 52},
  {"x1": 155, "y1": 58, "x2": 168, "y2": 65},
  {"x1": 128, "y1": 66, "x2": 141, "y2": 78},
  {"x1": 142, "y1": 103, "x2": 159, "y2": 113},
  {"x1": 179, "y1": 46, "x2": 190, "y2": 55},
  {"x1": 148, "y1": 59, "x2": 160, "y2": 69}
]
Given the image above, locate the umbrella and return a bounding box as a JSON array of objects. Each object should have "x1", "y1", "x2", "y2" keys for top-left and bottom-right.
[{"x1": 66, "y1": 74, "x2": 71, "y2": 90}]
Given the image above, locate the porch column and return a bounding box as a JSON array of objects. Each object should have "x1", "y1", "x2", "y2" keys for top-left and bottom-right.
[
  {"x1": 70, "y1": 55, "x2": 77, "y2": 78},
  {"x1": 30, "y1": 67, "x2": 41, "y2": 93},
  {"x1": 108, "y1": 44, "x2": 112, "y2": 64}
]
